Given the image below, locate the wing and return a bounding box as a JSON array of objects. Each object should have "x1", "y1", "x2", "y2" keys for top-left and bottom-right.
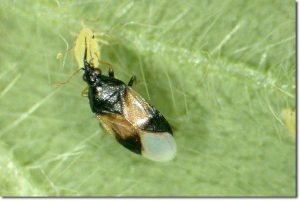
[
  {"x1": 97, "y1": 113, "x2": 142, "y2": 154},
  {"x1": 122, "y1": 87, "x2": 172, "y2": 134},
  {"x1": 97, "y1": 113, "x2": 176, "y2": 161},
  {"x1": 122, "y1": 87, "x2": 152, "y2": 128}
]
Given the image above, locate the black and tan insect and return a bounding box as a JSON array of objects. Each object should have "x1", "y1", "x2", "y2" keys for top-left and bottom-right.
[{"x1": 81, "y1": 41, "x2": 176, "y2": 162}]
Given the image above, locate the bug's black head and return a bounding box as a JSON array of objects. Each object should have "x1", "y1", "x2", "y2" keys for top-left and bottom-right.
[
  {"x1": 82, "y1": 63, "x2": 102, "y2": 86},
  {"x1": 82, "y1": 40, "x2": 102, "y2": 86}
]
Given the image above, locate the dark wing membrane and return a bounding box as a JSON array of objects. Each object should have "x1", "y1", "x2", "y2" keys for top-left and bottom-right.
[
  {"x1": 97, "y1": 113, "x2": 142, "y2": 154},
  {"x1": 142, "y1": 110, "x2": 173, "y2": 134}
]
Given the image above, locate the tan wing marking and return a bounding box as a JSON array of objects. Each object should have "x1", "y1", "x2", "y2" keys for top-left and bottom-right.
[
  {"x1": 97, "y1": 113, "x2": 138, "y2": 139},
  {"x1": 122, "y1": 88, "x2": 152, "y2": 128}
]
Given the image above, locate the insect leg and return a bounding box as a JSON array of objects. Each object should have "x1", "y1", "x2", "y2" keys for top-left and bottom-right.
[
  {"x1": 93, "y1": 53, "x2": 114, "y2": 75},
  {"x1": 81, "y1": 87, "x2": 88, "y2": 97},
  {"x1": 128, "y1": 75, "x2": 136, "y2": 86},
  {"x1": 109, "y1": 67, "x2": 114, "y2": 78}
]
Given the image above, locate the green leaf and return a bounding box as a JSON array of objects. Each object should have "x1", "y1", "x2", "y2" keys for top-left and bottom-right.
[{"x1": 0, "y1": 0, "x2": 295, "y2": 196}]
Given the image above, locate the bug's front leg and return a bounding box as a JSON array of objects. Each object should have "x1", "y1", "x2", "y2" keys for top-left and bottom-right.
[
  {"x1": 81, "y1": 87, "x2": 89, "y2": 97},
  {"x1": 128, "y1": 75, "x2": 136, "y2": 87},
  {"x1": 109, "y1": 67, "x2": 114, "y2": 78}
]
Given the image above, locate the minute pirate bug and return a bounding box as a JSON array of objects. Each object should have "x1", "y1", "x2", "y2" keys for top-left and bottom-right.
[{"x1": 81, "y1": 39, "x2": 176, "y2": 162}]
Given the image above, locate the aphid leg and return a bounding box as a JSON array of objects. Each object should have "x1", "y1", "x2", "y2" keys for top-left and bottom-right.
[
  {"x1": 94, "y1": 53, "x2": 114, "y2": 74},
  {"x1": 81, "y1": 87, "x2": 89, "y2": 97},
  {"x1": 97, "y1": 32, "x2": 110, "y2": 45},
  {"x1": 109, "y1": 67, "x2": 114, "y2": 78},
  {"x1": 128, "y1": 75, "x2": 137, "y2": 87}
]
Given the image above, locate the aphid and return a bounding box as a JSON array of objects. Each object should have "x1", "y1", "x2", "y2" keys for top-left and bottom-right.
[
  {"x1": 55, "y1": 28, "x2": 101, "y2": 87},
  {"x1": 81, "y1": 42, "x2": 176, "y2": 162},
  {"x1": 74, "y1": 28, "x2": 101, "y2": 68}
]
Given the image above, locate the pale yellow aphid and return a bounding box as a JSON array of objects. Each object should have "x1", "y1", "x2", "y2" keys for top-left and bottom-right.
[
  {"x1": 74, "y1": 28, "x2": 101, "y2": 68},
  {"x1": 281, "y1": 108, "x2": 296, "y2": 137}
]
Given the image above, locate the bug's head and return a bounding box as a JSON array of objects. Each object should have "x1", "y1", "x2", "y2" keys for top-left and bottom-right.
[
  {"x1": 82, "y1": 38, "x2": 102, "y2": 86},
  {"x1": 82, "y1": 64, "x2": 102, "y2": 86}
]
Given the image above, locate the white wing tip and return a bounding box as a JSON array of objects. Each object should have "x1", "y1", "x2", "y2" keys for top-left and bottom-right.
[{"x1": 141, "y1": 132, "x2": 177, "y2": 162}]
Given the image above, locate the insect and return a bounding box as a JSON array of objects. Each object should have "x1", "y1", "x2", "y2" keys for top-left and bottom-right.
[
  {"x1": 74, "y1": 28, "x2": 101, "y2": 68},
  {"x1": 55, "y1": 28, "x2": 102, "y2": 87},
  {"x1": 81, "y1": 41, "x2": 177, "y2": 162}
]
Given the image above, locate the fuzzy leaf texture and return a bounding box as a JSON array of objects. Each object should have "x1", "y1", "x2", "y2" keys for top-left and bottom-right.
[{"x1": 0, "y1": 0, "x2": 295, "y2": 196}]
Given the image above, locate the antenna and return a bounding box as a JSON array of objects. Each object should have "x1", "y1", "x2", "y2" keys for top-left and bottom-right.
[{"x1": 54, "y1": 67, "x2": 82, "y2": 88}]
